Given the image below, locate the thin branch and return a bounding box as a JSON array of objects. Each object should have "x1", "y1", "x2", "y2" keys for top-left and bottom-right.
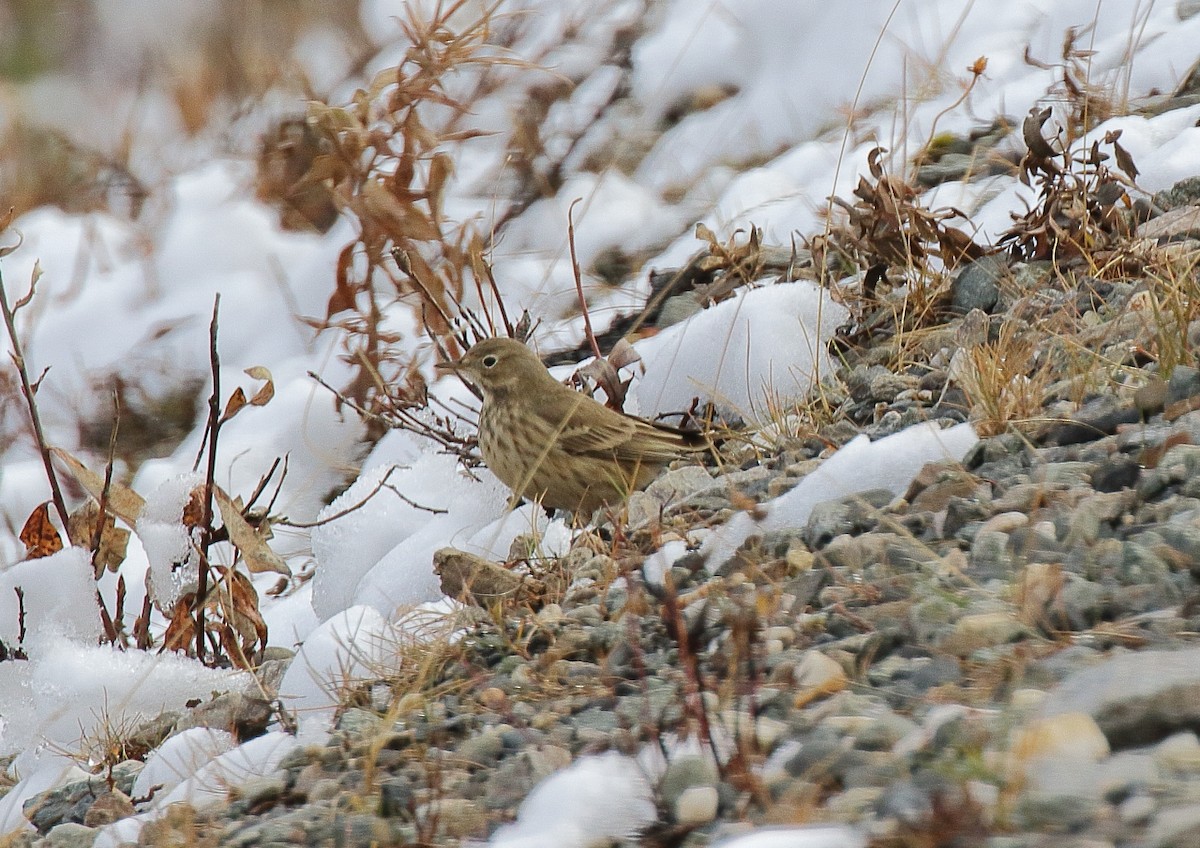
[
  {"x1": 194, "y1": 294, "x2": 222, "y2": 663},
  {"x1": 243, "y1": 456, "x2": 283, "y2": 512},
  {"x1": 482, "y1": 260, "x2": 513, "y2": 338},
  {"x1": 91, "y1": 391, "x2": 121, "y2": 644},
  {"x1": 567, "y1": 198, "x2": 602, "y2": 361},
  {"x1": 278, "y1": 465, "x2": 446, "y2": 530},
  {"x1": 0, "y1": 267, "x2": 69, "y2": 528}
]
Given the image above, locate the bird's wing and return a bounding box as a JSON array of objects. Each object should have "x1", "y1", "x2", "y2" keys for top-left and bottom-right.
[{"x1": 548, "y1": 393, "x2": 702, "y2": 463}]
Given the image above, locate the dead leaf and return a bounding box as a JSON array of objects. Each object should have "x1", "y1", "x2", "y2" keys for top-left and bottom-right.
[
  {"x1": 221, "y1": 387, "x2": 249, "y2": 423},
  {"x1": 607, "y1": 338, "x2": 643, "y2": 373},
  {"x1": 20, "y1": 503, "x2": 63, "y2": 559},
  {"x1": 51, "y1": 447, "x2": 146, "y2": 525},
  {"x1": 245, "y1": 366, "x2": 275, "y2": 406},
  {"x1": 67, "y1": 499, "x2": 131, "y2": 577},
  {"x1": 160, "y1": 595, "x2": 196, "y2": 654},
  {"x1": 213, "y1": 486, "x2": 290, "y2": 575},
  {"x1": 574, "y1": 356, "x2": 626, "y2": 411},
  {"x1": 181, "y1": 487, "x2": 207, "y2": 528},
  {"x1": 224, "y1": 567, "x2": 268, "y2": 653}
]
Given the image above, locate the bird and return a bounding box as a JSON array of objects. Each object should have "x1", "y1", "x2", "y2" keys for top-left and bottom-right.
[{"x1": 436, "y1": 337, "x2": 710, "y2": 516}]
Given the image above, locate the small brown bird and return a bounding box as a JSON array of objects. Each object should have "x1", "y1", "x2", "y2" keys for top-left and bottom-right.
[{"x1": 437, "y1": 337, "x2": 709, "y2": 515}]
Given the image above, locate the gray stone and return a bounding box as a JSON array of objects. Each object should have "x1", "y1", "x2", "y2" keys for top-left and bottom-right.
[
  {"x1": 1169, "y1": 366, "x2": 1200, "y2": 405},
  {"x1": 658, "y1": 293, "x2": 703, "y2": 327},
  {"x1": 41, "y1": 823, "x2": 97, "y2": 848},
  {"x1": 1040, "y1": 648, "x2": 1200, "y2": 747},
  {"x1": 659, "y1": 755, "x2": 720, "y2": 819},
  {"x1": 1147, "y1": 803, "x2": 1200, "y2": 848},
  {"x1": 952, "y1": 254, "x2": 1008, "y2": 314},
  {"x1": 1138, "y1": 206, "x2": 1200, "y2": 241}
]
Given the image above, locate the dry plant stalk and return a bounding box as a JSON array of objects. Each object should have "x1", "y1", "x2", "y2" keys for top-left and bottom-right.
[{"x1": 302, "y1": 0, "x2": 524, "y2": 424}]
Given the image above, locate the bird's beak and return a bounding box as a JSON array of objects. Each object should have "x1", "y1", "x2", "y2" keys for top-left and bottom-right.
[{"x1": 435, "y1": 360, "x2": 464, "y2": 375}]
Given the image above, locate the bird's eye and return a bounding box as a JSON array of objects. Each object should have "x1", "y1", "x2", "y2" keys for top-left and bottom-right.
[{"x1": 481, "y1": 355, "x2": 499, "y2": 368}]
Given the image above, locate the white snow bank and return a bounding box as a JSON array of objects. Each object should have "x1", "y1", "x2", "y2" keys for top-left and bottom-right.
[
  {"x1": 0, "y1": 547, "x2": 102, "y2": 650},
  {"x1": 699, "y1": 421, "x2": 979, "y2": 570},
  {"x1": 277, "y1": 599, "x2": 465, "y2": 737},
  {"x1": 485, "y1": 751, "x2": 656, "y2": 848},
  {"x1": 94, "y1": 729, "x2": 302, "y2": 846},
  {"x1": 0, "y1": 636, "x2": 246, "y2": 766},
  {"x1": 712, "y1": 825, "x2": 866, "y2": 848},
  {"x1": 153, "y1": 730, "x2": 299, "y2": 809},
  {"x1": 312, "y1": 450, "x2": 570, "y2": 620},
  {"x1": 132, "y1": 726, "x2": 236, "y2": 802},
  {"x1": 632, "y1": 282, "x2": 847, "y2": 421}
]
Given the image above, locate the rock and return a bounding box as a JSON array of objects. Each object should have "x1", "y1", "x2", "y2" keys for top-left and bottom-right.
[
  {"x1": 952, "y1": 254, "x2": 1008, "y2": 314},
  {"x1": 940, "y1": 612, "x2": 1029, "y2": 656},
  {"x1": 1042, "y1": 395, "x2": 1141, "y2": 446},
  {"x1": 1146, "y1": 803, "x2": 1200, "y2": 848},
  {"x1": 434, "y1": 547, "x2": 543, "y2": 606},
  {"x1": 1138, "y1": 205, "x2": 1200, "y2": 241},
  {"x1": 23, "y1": 776, "x2": 132, "y2": 834},
  {"x1": 675, "y1": 785, "x2": 719, "y2": 825},
  {"x1": 792, "y1": 650, "x2": 849, "y2": 705},
  {"x1": 41, "y1": 823, "x2": 97, "y2": 848},
  {"x1": 415, "y1": 798, "x2": 487, "y2": 838},
  {"x1": 660, "y1": 756, "x2": 720, "y2": 824},
  {"x1": 81, "y1": 789, "x2": 135, "y2": 827},
  {"x1": 658, "y1": 293, "x2": 703, "y2": 327},
  {"x1": 1039, "y1": 648, "x2": 1200, "y2": 747},
  {"x1": 1169, "y1": 366, "x2": 1200, "y2": 406},
  {"x1": 1012, "y1": 712, "x2": 1110, "y2": 765},
  {"x1": 1091, "y1": 455, "x2": 1141, "y2": 493}
]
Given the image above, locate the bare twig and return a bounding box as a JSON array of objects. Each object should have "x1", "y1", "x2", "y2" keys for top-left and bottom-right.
[
  {"x1": 194, "y1": 294, "x2": 222, "y2": 663},
  {"x1": 483, "y1": 261, "x2": 513, "y2": 338},
  {"x1": 91, "y1": 391, "x2": 122, "y2": 644},
  {"x1": 278, "y1": 465, "x2": 447, "y2": 530},
  {"x1": 243, "y1": 456, "x2": 283, "y2": 513},
  {"x1": 0, "y1": 267, "x2": 70, "y2": 529},
  {"x1": 568, "y1": 198, "x2": 602, "y2": 361}
]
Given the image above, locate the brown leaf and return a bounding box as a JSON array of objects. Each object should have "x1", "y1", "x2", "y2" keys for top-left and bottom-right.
[
  {"x1": 1022, "y1": 107, "x2": 1059, "y2": 161},
  {"x1": 0, "y1": 226, "x2": 22, "y2": 258},
  {"x1": 67, "y1": 499, "x2": 131, "y2": 577},
  {"x1": 360, "y1": 179, "x2": 442, "y2": 241},
  {"x1": 14, "y1": 262, "x2": 42, "y2": 311},
  {"x1": 160, "y1": 596, "x2": 196, "y2": 655},
  {"x1": 20, "y1": 503, "x2": 63, "y2": 559},
  {"x1": 574, "y1": 356, "x2": 627, "y2": 411},
  {"x1": 225, "y1": 568, "x2": 268, "y2": 652},
  {"x1": 51, "y1": 447, "x2": 146, "y2": 525},
  {"x1": 607, "y1": 338, "x2": 643, "y2": 373},
  {"x1": 245, "y1": 367, "x2": 275, "y2": 406},
  {"x1": 221, "y1": 387, "x2": 249, "y2": 423},
  {"x1": 213, "y1": 486, "x2": 290, "y2": 575},
  {"x1": 181, "y1": 487, "x2": 207, "y2": 528},
  {"x1": 1108, "y1": 135, "x2": 1140, "y2": 182},
  {"x1": 327, "y1": 243, "x2": 358, "y2": 317},
  {"x1": 427, "y1": 152, "x2": 453, "y2": 225}
]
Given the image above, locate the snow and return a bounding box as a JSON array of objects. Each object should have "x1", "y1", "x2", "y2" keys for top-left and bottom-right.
[
  {"x1": 1, "y1": 0, "x2": 1199, "y2": 839},
  {"x1": 131, "y1": 726, "x2": 237, "y2": 800},
  {"x1": 484, "y1": 751, "x2": 657, "y2": 848},
  {"x1": 0, "y1": 547, "x2": 102, "y2": 650},
  {"x1": 631, "y1": 281, "x2": 848, "y2": 421},
  {"x1": 699, "y1": 422, "x2": 980, "y2": 570},
  {"x1": 137, "y1": 473, "x2": 205, "y2": 608},
  {"x1": 711, "y1": 826, "x2": 867, "y2": 848}
]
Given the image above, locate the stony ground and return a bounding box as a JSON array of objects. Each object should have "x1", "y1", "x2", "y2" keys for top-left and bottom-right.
[{"x1": 10, "y1": 158, "x2": 1200, "y2": 848}]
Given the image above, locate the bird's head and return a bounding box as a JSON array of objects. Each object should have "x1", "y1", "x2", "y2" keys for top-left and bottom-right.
[{"x1": 436, "y1": 337, "x2": 550, "y2": 398}]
